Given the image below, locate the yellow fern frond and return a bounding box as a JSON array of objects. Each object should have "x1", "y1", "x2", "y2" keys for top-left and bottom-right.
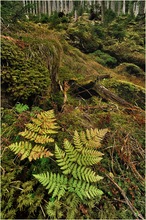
[
  {"x1": 19, "y1": 110, "x2": 59, "y2": 144},
  {"x1": 19, "y1": 130, "x2": 37, "y2": 141},
  {"x1": 28, "y1": 145, "x2": 53, "y2": 161},
  {"x1": 9, "y1": 141, "x2": 32, "y2": 160},
  {"x1": 9, "y1": 141, "x2": 53, "y2": 161},
  {"x1": 34, "y1": 134, "x2": 54, "y2": 144}
]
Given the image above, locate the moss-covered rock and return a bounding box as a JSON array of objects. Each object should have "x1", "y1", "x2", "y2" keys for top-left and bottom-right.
[
  {"x1": 115, "y1": 63, "x2": 145, "y2": 78},
  {"x1": 104, "y1": 41, "x2": 145, "y2": 70}
]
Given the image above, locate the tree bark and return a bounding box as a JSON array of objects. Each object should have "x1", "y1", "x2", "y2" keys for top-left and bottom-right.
[
  {"x1": 101, "y1": 0, "x2": 105, "y2": 23},
  {"x1": 138, "y1": 0, "x2": 145, "y2": 15},
  {"x1": 122, "y1": 0, "x2": 126, "y2": 14},
  {"x1": 93, "y1": 83, "x2": 133, "y2": 108}
]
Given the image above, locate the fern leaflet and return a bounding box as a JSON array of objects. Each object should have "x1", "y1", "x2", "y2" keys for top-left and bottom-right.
[
  {"x1": 9, "y1": 141, "x2": 53, "y2": 161},
  {"x1": 33, "y1": 172, "x2": 103, "y2": 200}
]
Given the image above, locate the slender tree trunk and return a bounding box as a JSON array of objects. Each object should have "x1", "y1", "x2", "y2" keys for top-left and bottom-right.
[
  {"x1": 117, "y1": 1, "x2": 121, "y2": 15},
  {"x1": 47, "y1": 0, "x2": 51, "y2": 16},
  {"x1": 111, "y1": 0, "x2": 115, "y2": 12},
  {"x1": 133, "y1": 1, "x2": 138, "y2": 16},
  {"x1": 74, "y1": 10, "x2": 78, "y2": 22},
  {"x1": 122, "y1": 0, "x2": 126, "y2": 14},
  {"x1": 101, "y1": 0, "x2": 105, "y2": 23},
  {"x1": 138, "y1": 0, "x2": 145, "y2": 15}
]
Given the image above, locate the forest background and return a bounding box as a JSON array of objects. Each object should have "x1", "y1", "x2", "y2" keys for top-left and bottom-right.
[{"x1": 1, "y1": 0, "x2": 145, "y2": 219}]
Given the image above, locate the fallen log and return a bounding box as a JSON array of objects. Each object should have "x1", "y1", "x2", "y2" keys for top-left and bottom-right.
[
  {"x1": 61, "y1": 77, "x2": 143, "y2": 113},
  {"x1": 93, "y1": 83, "x2": 133, "y2": 108}
]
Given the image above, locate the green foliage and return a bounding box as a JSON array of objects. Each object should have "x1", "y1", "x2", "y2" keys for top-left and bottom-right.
[
  {"x1": 104, "y1": 41, "x2": 145, "y2": 70},
  {"x1": 92, "y1": 24, "x2": 105, "y2": 39},
  {"x1": 33, "y1": 128, "x2": 107, "y2": 201},
  {"x1": 33, "y1": 171, "x2": 103, "y2": 201},
  {"x1": 8, "y1": 110, "x2": 59, "y2": 161},
  {"x1": 67, "y1": 26, "x2": 102, "y2": 53},
  {"x1": 14, "y1": 103, "x2": 29, "y2": 113},
  {"x1": 90, "y1": 50, "x2": 117, "y2": 67},
  {"x1": 104, "y1": 9, "x2": 116, "y2": 25},
  {"x1": 40, "y1": 14, "x2": 50, "y2": 23},
  {"x1": 107, "y1": 22, "x2": 126, "y2": 41},
  {"x1": 48, "y1": 12, "x2": 69, "y2": 29},
  {"x1": 1, "y1": 1, "x2": 24, "y2": 23}
]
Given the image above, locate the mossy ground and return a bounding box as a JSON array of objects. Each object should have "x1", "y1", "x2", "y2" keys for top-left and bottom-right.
[{"x1": 1, "y1": 15, "x2": 145, "y2": 219}]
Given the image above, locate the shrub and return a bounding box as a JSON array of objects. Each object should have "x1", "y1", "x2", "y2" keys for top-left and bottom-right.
[
  {"x1": 90, "y1": 50, "x2": 117, "y2": 67},
  {"x1": 104, "y1": 9, "x2": 116, "y2": 25},
  {"x1": 40, "y1": 14, "x2": 50, "y2": 23},
  {"x1": 67, "y1": 27, "x2": 102, "y2": 53}
]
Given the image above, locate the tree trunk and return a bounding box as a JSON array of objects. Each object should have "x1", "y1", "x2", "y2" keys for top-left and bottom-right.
[
  {"x1": 122, "y1": 0, "x2": 126, "y2": 14},
  {"x1": 93, "y1": 83, "x2": 133, "y2": 108},
  {"x1": 101, "y1": 0, "x2": 105, "y2": 23},
  {"x1": 47, "y1": 0, "x2": 51, "y2": 16},
  {"x1": 74, "y1": 10, "x2": 78, "y2": 22},
  {"x1": 117, "y1": 0, "x2": 122, "y2": 15},
  {"x1": 138, "y1": 0, "x2": 145, "y2": 15},
  {"x1": 111, "y1": 0, "x2": 115, "y2": 12}
]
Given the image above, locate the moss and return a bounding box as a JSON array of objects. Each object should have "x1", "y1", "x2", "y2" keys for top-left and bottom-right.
[
  {"x1": 102, "y1": 79, "x2": 145, "y2": 109},
  {"x1": 67, "y1": 26, "x2": 103, "y2": 53},
  {"x1": 90, "y1": 50, "x2": 117, "y2": 67},
  {"x1": 104, "y1": 41, "x2": 145, "y2": 70},
  {"x1": 115, "y1": 62, "x2": 145, "y2": 78},
  {"x1": 1, "y1": 38, "x2": 50, "y2": 103}
]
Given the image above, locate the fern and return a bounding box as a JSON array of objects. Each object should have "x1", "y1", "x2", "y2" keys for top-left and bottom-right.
[
  {"x1": 33, "y1": 128, "x2": 107, "y2": 201},
  {"x1": 19, "y1": 110, "x2": 59, "y2": 144},
  {"x1": 33, "y1": 172, "x2": 67, "y2": 200},
  {"x1": 55, "y1": 128, "x2": 106, "y2": 181},
  {"x1": 8, "y1": 110, "x2": 58, "y2": 161},
  {"x1": 33, "y1": 172, "x2": 103, "y2": 200},
  {"x1": 14, "y1": 103, "x2": 29, "y2": 113},
  {"x1": 9, "y1": 141, "x2": 53, "y2": 161}
]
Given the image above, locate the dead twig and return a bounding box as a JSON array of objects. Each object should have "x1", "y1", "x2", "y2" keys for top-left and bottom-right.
[
  {"x1": 40, "y1": 204, "x2": 46, "y2": 218},
  {"x1": 106, "y1": 174, "x2": 145, "y2": 220}
]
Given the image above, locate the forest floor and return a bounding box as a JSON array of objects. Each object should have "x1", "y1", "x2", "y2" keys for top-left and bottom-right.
[{"x1": 1, "y1": 14, "x2": 145, "y2": 219}]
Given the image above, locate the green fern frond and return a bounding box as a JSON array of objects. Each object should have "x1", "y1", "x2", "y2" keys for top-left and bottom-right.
[
  {"x1": 77, "y1": 154, "x2": 103, "y2": 166},
  {"x1": 55, "y1": 139, "x2": 104, "y2": 179},
  {"x1": 72, "y1": 165, "x2": 103, "y2": 182},
  {"x1": 64, "y1": 139, "x2": 79, "y2": 161},
  {"x1": 68, "y1": 178, "x2": 103, "y2": 200},
  {"x1": 33, "y1": 172, "x2": 103, "y2": 201},
  {"x1": 33, "y1": 172, "x2": 67, "y2": 200},
  {"x1": 73, "y1": 130, "x2": 83, "y2": 152},
  {"x1": 14, "y1": 103, "x2": 29, "y2": 113},
  {"x1": 8, "y1": 141, "x2": 53, "y2": 161}
]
